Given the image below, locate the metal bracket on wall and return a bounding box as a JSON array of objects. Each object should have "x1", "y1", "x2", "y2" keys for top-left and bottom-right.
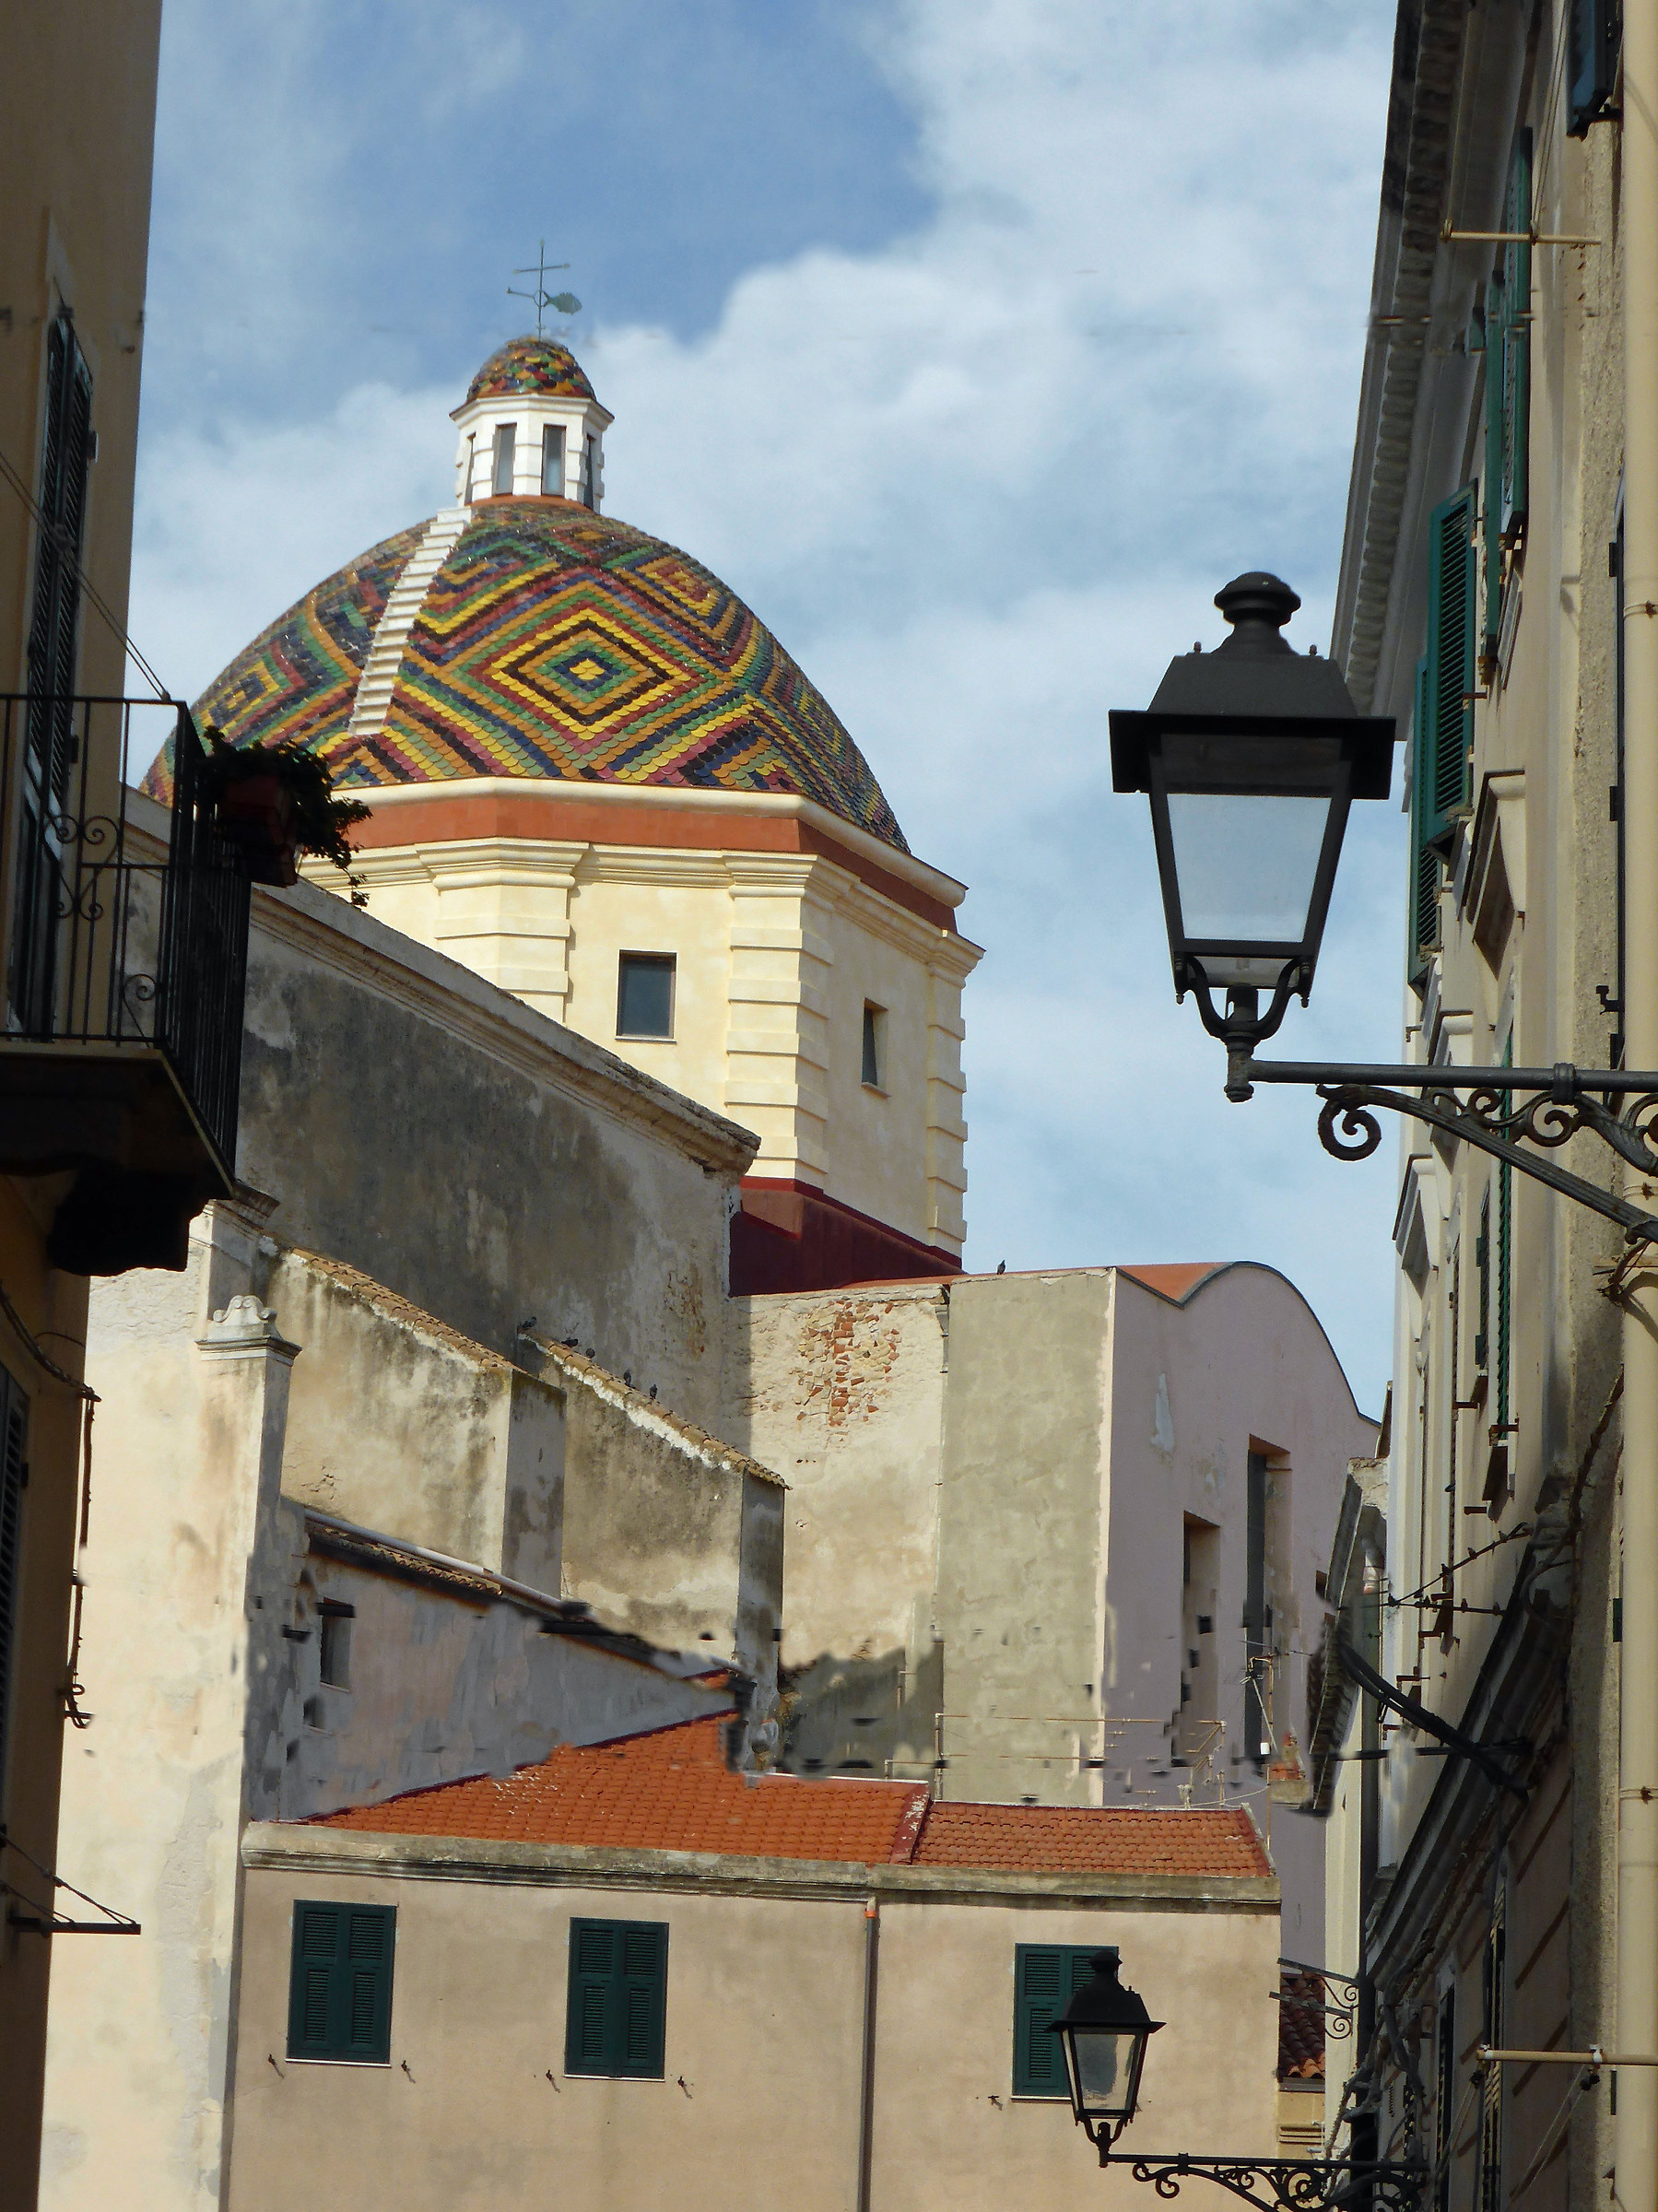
[
  {"x1": 1440, "y1": 220, "x2": 1602, "y2": 246},
  {"x1": 1227, "y1": 1059, "x2": 1658, "y2": 1249}
]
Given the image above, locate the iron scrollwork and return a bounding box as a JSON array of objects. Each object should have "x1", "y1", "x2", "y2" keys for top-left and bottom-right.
[
  {"x1": 1227, "y1": 1058, "x2": 1658, "y2": 1249},
  {"x1": 1109, "y1": 2150, "x2": 1426, "y2": 2212}
]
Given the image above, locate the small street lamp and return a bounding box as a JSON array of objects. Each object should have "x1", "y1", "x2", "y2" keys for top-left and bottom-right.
[
  {"x1": 1113, "y1": 575, "x2": 1658, "y2": 1252},
  {"x1": 1051, "y1": 1950, "x2": 1425, "y2": 2212},
  {"x1": 1049, "y1": 1947, "x2": 1162, "y2": 2149},
  {"x1": 1109, "y1": 572, "x2": 1395, "y2": 1072}
]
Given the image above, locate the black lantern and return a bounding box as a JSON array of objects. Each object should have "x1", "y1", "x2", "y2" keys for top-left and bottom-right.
[
  {"x1": 1110, "y1": 574, "x2": 1395, "y2": 1059},
  {"x1": 1049, "y1": 1948, "x2": 1163, "y2": 2148}
]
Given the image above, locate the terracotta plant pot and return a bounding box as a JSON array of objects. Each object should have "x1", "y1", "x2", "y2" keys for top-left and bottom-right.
[{"x1": 213, "y1": 774, "x2": 300, "y2": 888}]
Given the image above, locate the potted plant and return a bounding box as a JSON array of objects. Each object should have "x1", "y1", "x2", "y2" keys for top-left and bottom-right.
[{"x1": 203, "y1": 729, "x2": 370, "y2": 904}]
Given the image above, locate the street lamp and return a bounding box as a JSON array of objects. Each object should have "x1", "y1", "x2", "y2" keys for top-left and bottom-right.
[
  {"x1": 1051, "y1": 1949, "x2": 1425, "y2": 2212},
  {"x1": 1109, "y1": 572, "x2": 1395, "y2": 1067},
  {"x1": 1050, "y1": 1947, "x2": 1162, "y2": 2149},
  {"x1": 1113, "y1": 574, "x2": 1658, "y2": 1253}
]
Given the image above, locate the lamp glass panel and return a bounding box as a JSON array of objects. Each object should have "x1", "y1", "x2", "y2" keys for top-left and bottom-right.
[
  {"x1": 1075, "y1": 2029, "x2": 1138, "y2": 2114},
  {"x1": 1166, "y1": 793, "x2": 1331, "y2": 946}
]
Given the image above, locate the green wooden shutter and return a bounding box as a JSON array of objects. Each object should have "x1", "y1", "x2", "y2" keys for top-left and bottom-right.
[
  {"x1": 1475, "y1": 1188, "x2": 1491, "y2": 1371},
  {"x1": 1408, "y1": 655, "x2": 1440, "y2": 986},
  {"x1": 1569, "y1": 0, "x2": 1619, "y2": 135},
  {"x1": 565, "y1": 1918, "x2": 668, "y2": 2078},
  {"x1": 1424, "y1": 488, "x2": 1477, "y2": 850},
  {"x1": 1013, "y1": 1945, "x2": 1102, "y2": 2097},
  {"x1": 287, "y1": 1900, "x2": 395, "y2": 2062},
  {"x1": 1496, "y1": 1041, "x2": 1513, "y2": 1429},
  {"x1": 1500, "y1": 134, "x2": 1532, "y2": 542},
  {"x1": 1482, "y1": 279, "x2": 1506, "y2": 658},
  {"x1": 25, "y1": 314, "x2": 93, "y2": 804},
  {"x1": 0, "y1": 1364, "x2": 29, "y2": 1819}
]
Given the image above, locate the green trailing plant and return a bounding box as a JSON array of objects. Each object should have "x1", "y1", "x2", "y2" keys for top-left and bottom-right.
[{"x1": 203, "y1": 727, "x2": 371, "y2": 905}]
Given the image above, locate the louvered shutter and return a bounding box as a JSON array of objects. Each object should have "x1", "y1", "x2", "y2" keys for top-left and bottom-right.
[
  {"x1": 1569, "y1": 0, "x2": 1618, "y2": 136},
  {"x1": 287, "y1": 1900, "x2": 394, "y2": 2062},
  {"x1": 1013, "y1": 1945, "x2": 1102, "y2": 2097},
  {"x1": 1408, "y1": 656, "x2": 1440, "y2": 986},
  {"x1": 566, "y1": 1918, "x2": 668, "y2": 2078},
  {"x1": 1500, "y1": 134, "x2": 1531, "y2": 541},
  {"x1": 25, "y1": 315, "x2": 93, "y2": 804},
  {"x1": 1496, "y1": 1041, "x2": 1513, "y2": 1429},
  {"x1": 1482, "y1": 279, "x2": 1506, "y2": 657},
  {"x1": 0, "y1": 1364, "x2": 29, "y2": 1818},
  {"x1": 1423, "y1": 489, "x2": 1477, "y2": 850}
]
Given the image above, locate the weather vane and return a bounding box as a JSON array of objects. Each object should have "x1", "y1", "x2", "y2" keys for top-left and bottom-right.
[{"x1": 509, "y1": 241, "x2": 582, "y2": 337}]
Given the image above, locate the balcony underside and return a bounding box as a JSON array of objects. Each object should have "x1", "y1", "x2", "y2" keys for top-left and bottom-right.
[{"x1": 0, "y1": 1042, "x2": 233, "y2": 1275}]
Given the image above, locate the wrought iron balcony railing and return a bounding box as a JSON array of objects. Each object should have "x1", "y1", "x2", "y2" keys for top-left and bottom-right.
[{"x1": 0, "y1": 696, "x2": 251, "y2": 1268}]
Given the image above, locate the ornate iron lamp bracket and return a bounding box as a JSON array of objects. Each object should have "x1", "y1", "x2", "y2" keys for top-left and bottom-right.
[
  {"x1": 1105, "y1": 2149, "x2": 1426, "y2": 2212},
  {"x1": 1228, "y1": 1057, "x2": 1658, "y2": 1247}
]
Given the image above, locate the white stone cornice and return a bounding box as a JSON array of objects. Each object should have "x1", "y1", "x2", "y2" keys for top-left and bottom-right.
[{"x1": 352, "y1": 776, "x2": 968, "y2": 912}]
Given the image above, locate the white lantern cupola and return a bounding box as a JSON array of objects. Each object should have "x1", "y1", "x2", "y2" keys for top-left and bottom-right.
[{"x1": 451, "y1": 336, "x2": 614, "y2": 511}]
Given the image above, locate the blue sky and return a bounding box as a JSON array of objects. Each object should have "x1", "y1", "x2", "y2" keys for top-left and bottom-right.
[{"x1": 133, "y1": 0, "x2": 1403, "y2": 1408}]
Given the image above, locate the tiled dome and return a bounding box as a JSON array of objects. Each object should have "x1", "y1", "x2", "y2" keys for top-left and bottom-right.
[
  {"x1": 464, "y1": 335, "x2": 596, "y2": 405},
  {"x1": 143, "y1": 501, "x2": 909, "y2": 853}
]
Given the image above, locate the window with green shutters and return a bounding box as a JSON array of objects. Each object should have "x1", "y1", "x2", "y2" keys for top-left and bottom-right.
[
  {"x1": 1568, "y1": 0, "x2": 1620, "y2": 135},
  {"x1": 0, "y1": 1362, "x2": 29, "y2": 1820},
  {"x1": 1423, "y1": 488, "x2": 1477, "y2": 851},
  {"x1": 1013, "y1": 1944, "x2": 1102, "y2": 2097},
  {"x1": 1408, "y1": 654, "x2": 1441, "y2": 987},
  {"x1": 1481, "y1": 135, "x2": 1532, "y2": 657},
  {"x1": 565, "y1": 1918, "x2": 668, "y2": 2078},
  {"x1": 286, "y1": 1900, "x2": 395, "y2": 2064}
]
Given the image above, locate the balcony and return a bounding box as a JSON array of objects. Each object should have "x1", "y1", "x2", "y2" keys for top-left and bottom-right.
[{"x1": 0, "y1": 696, "x2": 251, "y2": 1275}]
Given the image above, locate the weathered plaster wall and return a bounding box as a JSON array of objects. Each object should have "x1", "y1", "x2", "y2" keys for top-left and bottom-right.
[
  {"x1": 936, "y1": 1271, "x2": 1115, "y2": 1809},
  {"x1": 36, "y1": 1207, "x2": 735, "y2": 2212},
  {"x1": 125, "y1": 790, "x2": 757, "y2": 1434},
  {"x1": 226, "y1": 1830, "x2": 1278, "y2": 2212},
  {"x1": 268, "y1": 1248, "x2": 564, "y2": 1589},
  {"x1": 535, "y1": 1340, "x2": 783, "y2": 1708},
  {"x1": 722, "y1": 1282, "x2": 948, "y2": 1779}
]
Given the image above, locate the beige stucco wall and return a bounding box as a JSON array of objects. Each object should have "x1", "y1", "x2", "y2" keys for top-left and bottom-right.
[
  {"x1": 37, "y1": 1205, "x2": 734, "y2": 2212},
  {"x1": 727, "y1": 1266, "x2": 1372, "y2": 1952},
  {"x1": 152, "y1": 794, "x2": 761, "y2": 1437},
  {"x1": 0, "y1": 15, "x2": 163, "y2": 2202},
  {"x1": 336, "y1": 830, "x2": 980, "y2": 1256},
  {"x1": 225, "y1": 1830, "x2": 1278, "y2": 2212}
]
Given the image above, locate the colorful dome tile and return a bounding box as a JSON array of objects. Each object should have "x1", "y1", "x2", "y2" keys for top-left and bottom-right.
[
  {"x1": 138, "y1": 521, "x2": 425, "y2": 803},
  {"x1": 149, "y1": 501, "x2": 909, "y2": 853},
  {"x1": 464, "y1": 335, "x2": 596, "y2": 406}
]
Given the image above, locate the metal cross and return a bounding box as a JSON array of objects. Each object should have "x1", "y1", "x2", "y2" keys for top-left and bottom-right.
[{"x1": 509, "y1": 242, "x2": 582, "y2": 337}]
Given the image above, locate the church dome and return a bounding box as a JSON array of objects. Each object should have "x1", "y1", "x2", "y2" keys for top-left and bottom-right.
[
  {"x1": 143, "y1": 342, "x2": 908, "y2": 853},
  {"x1": 464, "y1": 335, "x2": 596, "y2": 406}
]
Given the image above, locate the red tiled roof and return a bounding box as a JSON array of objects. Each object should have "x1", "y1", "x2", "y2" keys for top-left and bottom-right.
[
  {"x1": 315, "y1": 1716, "x2": 931, "y2": 1864},
  {"x1": 911, "y1": 1802, "x2": 1271, "y2": 1877},
  {"x1": 1276, "y1": 1971, "x2": 1328, "y2": 2080},
  {"x1": 313, "y1": 1718, "x2": 1272, "y2": 1879}
]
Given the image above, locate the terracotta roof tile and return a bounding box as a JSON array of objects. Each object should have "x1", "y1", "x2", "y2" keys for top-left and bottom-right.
[
  {"x1": 313, "y1": 1719, "x2": 1273, "y2": 1880},
  {"x1": 314, "y1": 1716, "x2": 930, "y2": 1863},
  {"x1": 911, "y1": 1802, "x2": 1271, "y2": 1877}
]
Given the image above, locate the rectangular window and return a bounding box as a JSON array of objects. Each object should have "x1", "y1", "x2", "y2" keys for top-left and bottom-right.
[
  {"x1": 1434, "y1": 1983, "x2": 1456, "y2": 2212},
  {"x1": 26, "y1": 312, "x2": 93, "y2": 810},
  {"x1": 1477, "y1": 1894, "x2": 1506, "y2": 2212},
  {"x1": 1243, "y1": 1450, "x2": 1268, "y2": 1765},
  {"x1": 862, "y1": 1002, "x2": 886, "y2": 1088},
  {"x1": 542, "y1": 423, "x2": 566, "y2": 497},
  {"x1": 1013, "y1": 1945, "x2": 1103, "y2": 2098},
  {"x1": 1475, "y1": 1188, "x2": 1491, "y2": 1371},
  {"x1": 1423, "y1": 488, "x2": 1477, "y2": 851},
  {"x1": 565, "y1": 1917, "x2": 668, "y2": 2078},
  {"x1": 319, "y1": 1602, "x2": 354, "y2": 1689},
  {"x1": 581, "y1": 434, "x2": 596, "y2": 510},
  {"x1": 491, "y1": 422, "x2": 517, "y2": 496},
  {"x1": 287, "y1": 1900, "x2": 395, "y2": 2064},
  {"x1": 1407, "y1": 653, "x2": 1441, "y2": 988},
  {"x1": 617, "y1": 952, "x2": 675, "y2": 1040},
  {"x1": 0, "y1": 1362, "x2": 29, "y2": 1818}
]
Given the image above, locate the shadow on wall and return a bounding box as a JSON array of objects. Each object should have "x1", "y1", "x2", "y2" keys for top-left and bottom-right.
[{"x1": 775, "y1": 1640, "x2": 944, "y2": 1783}]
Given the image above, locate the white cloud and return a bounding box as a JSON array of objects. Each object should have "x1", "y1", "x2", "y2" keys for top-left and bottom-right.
[{"x1": 129, "y1": 0, "x2": 1401, "y2": 1401}]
